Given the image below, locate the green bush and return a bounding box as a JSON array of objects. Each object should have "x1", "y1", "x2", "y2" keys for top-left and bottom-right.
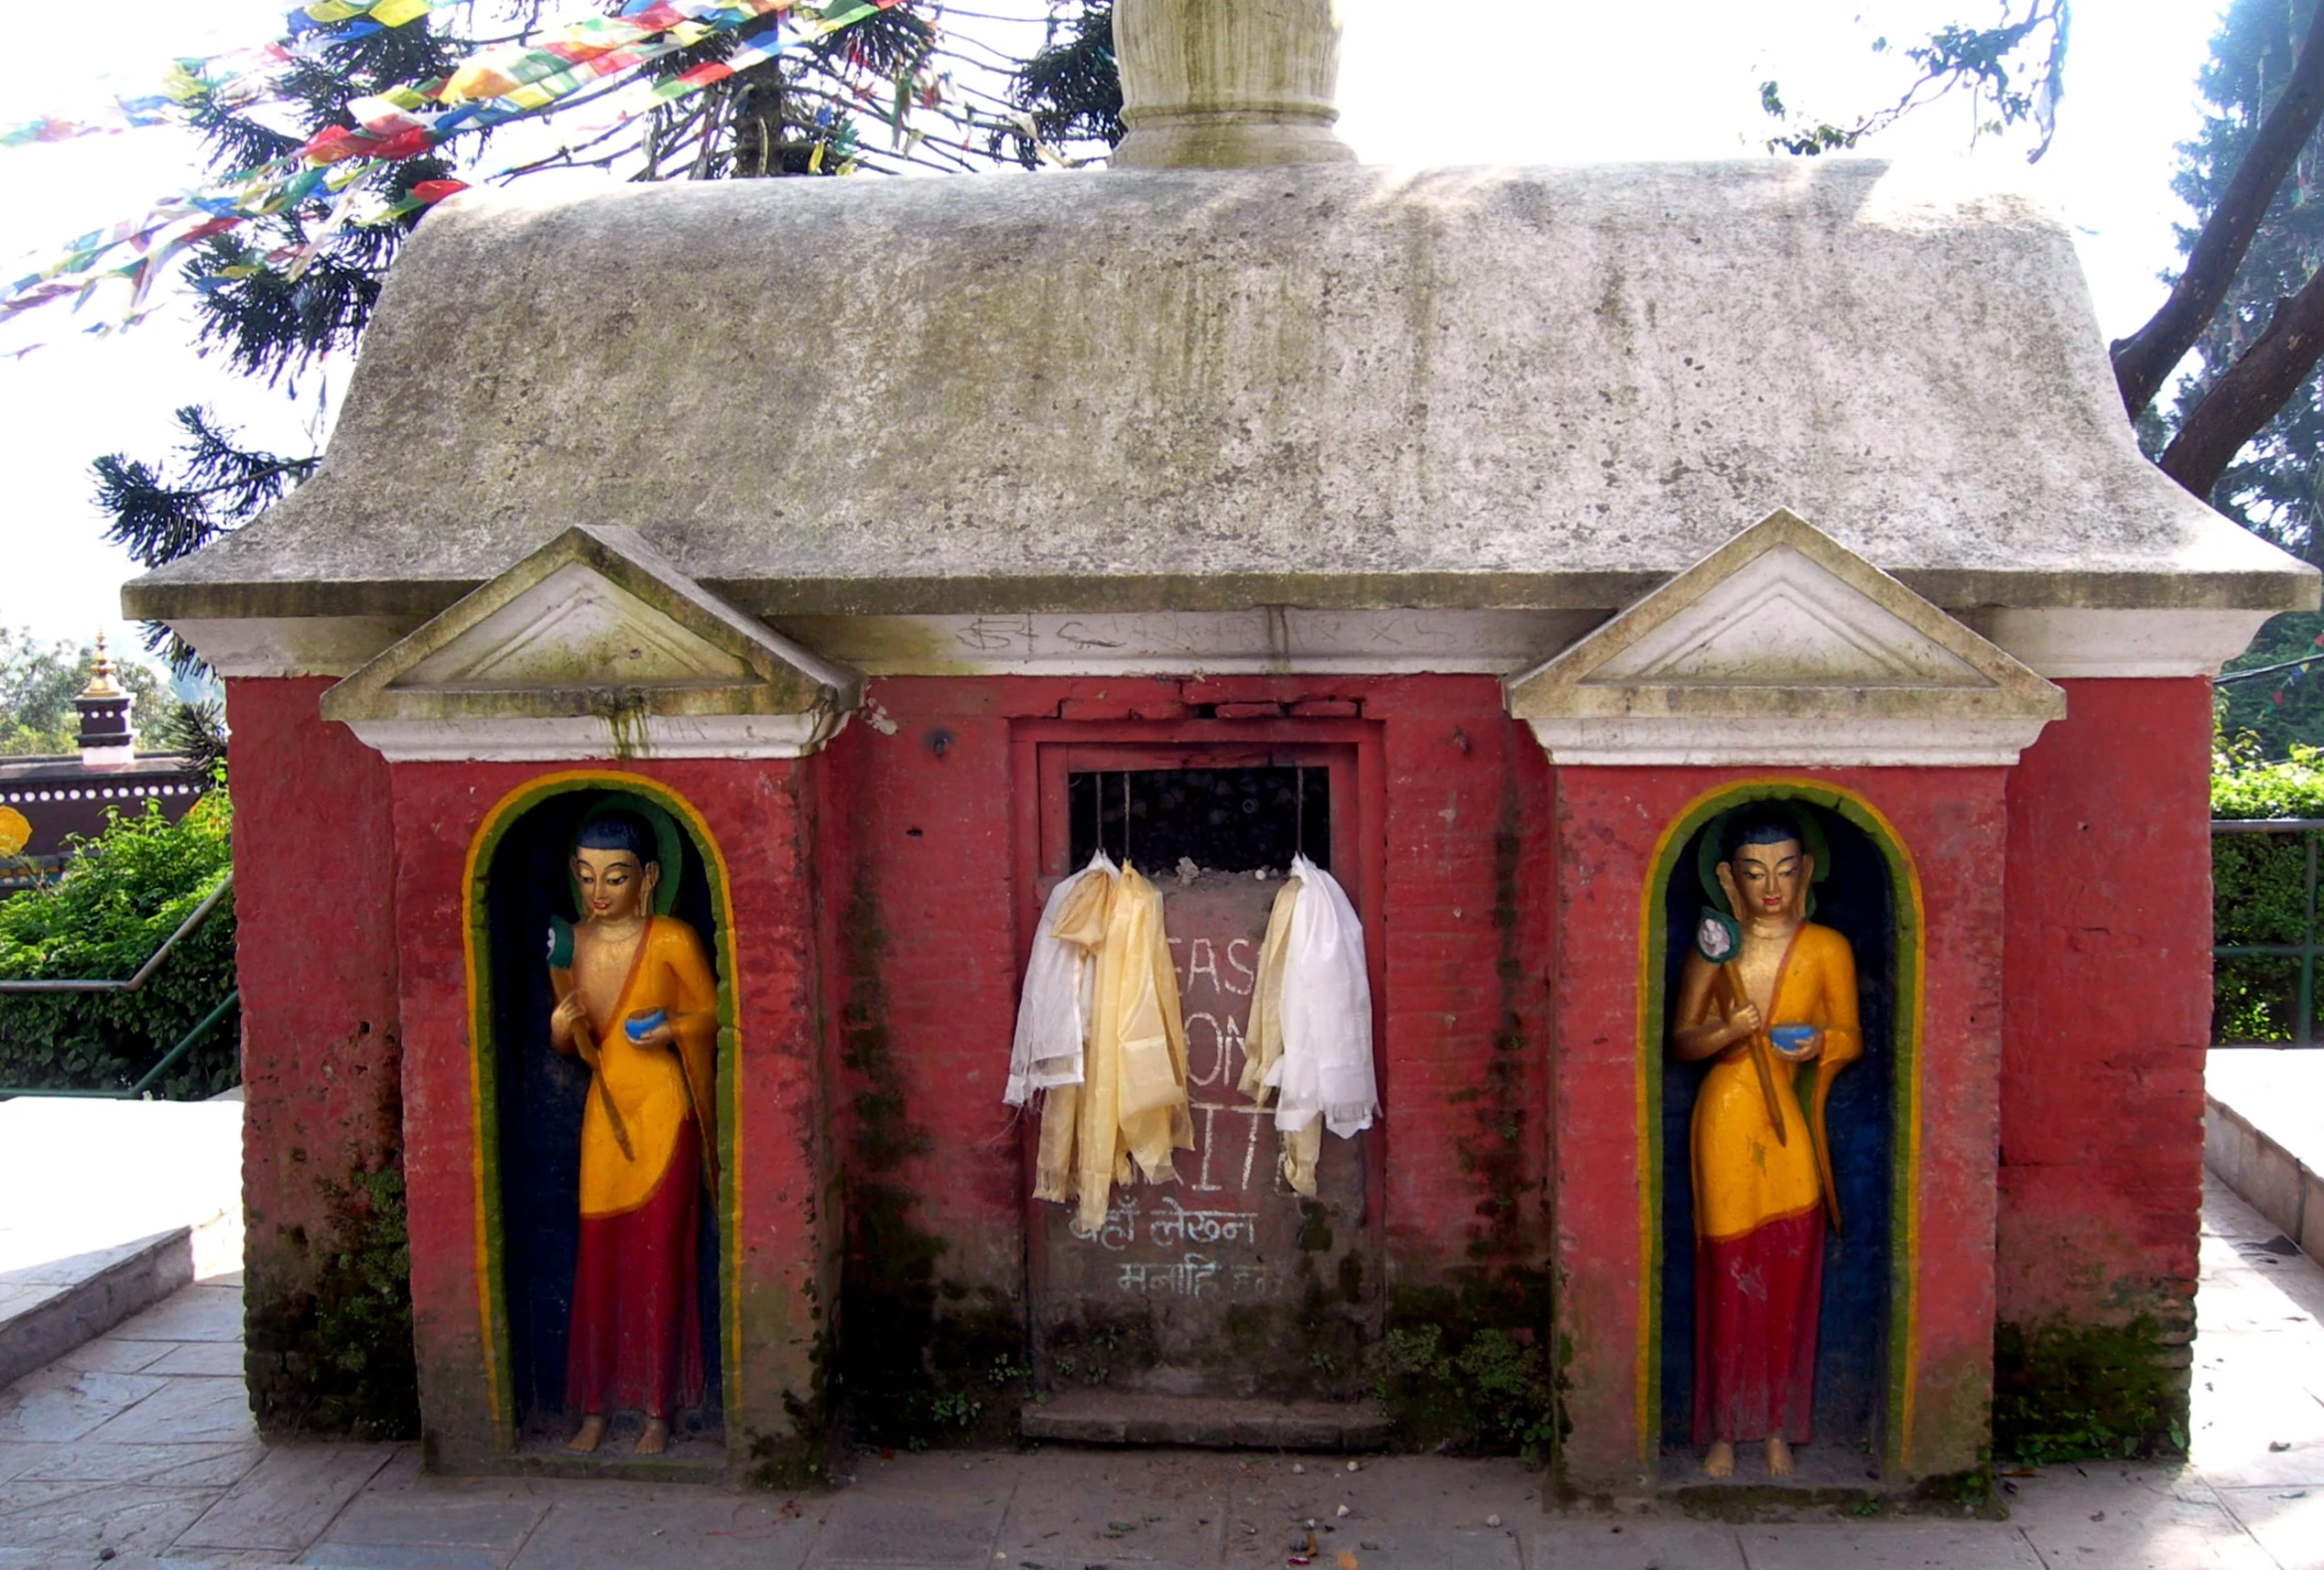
[
  {"x1": 2212, "y1": 748, "x2": 2324, "y2": 1042},
  {"x1": 1373, "y1": 1323, "x2": 1559, "y2": 1461},
  {"x1": 0, "y1": 787, "x2": 236, "y2": 1097},
  {"x1": 1993, "y1": 1316, "x2": 2181, "y2": 1465}
]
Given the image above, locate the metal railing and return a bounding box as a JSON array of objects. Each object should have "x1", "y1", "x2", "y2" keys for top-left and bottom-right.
[
  {"x1": 0, "y1": 873, "x2": 239, "y2": 1099},
  {"x1": 2214, "y1": 820, "x2": 2324, "y2": 1046}
]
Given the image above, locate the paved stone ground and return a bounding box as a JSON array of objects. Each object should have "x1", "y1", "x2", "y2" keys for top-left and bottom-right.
[{"x1": 1, "y1": 1173, "x2": 2322, "y2": 1568}]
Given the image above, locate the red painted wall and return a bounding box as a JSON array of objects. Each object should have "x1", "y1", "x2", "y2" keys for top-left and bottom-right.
[
  {"x1": 385, "y1": 759, "x2": 834, "y2": 1463},
  {"x1": 2000, "y1": 680, "x2": 2215, "y2": 1367},
  {"x1": 1549, "y1": 767, "x2": 2009, "y2": 1485},
  {"x1": 225, "y1": 664, "x2": 2216, "y2": 1478},
  {"x1": 813, "y1": 675, "x2": 1555, "y2": 1370},
  {"x1": 225, "y1": 678, "x2": 405, "y2": 1429}
]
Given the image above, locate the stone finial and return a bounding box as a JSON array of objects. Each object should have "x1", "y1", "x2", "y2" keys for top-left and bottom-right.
[
  {"x1": 78, "y1": 632, "x2": 126, "y2": 701},
  {"x1": 1111, "y1": 0, "x2": 1355, "y2": 170},
  {"x1": 76, "y1": 632, "x2": 135, "y2": 767}
]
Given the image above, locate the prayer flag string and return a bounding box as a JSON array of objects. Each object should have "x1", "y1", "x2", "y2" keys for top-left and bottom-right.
[{"x1": 0, "y1": 0, "x2": 918, "y2": 329}]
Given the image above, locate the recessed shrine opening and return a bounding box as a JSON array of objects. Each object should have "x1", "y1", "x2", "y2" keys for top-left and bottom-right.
[
  {"x1": 1029, "y1": 742, "x2": 1380, "y2": 1407},
  {"x1": 1657, "y1": 796, "x2": 1899, "y2": 1476},
  {"x1": 479, "y1": 787, "x2": 727, "y2": 1455}
]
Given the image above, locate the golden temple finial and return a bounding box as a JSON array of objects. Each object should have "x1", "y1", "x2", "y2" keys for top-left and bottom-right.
[{"x1": 79, "y1": 632, "x2": 125, "y2": 701}]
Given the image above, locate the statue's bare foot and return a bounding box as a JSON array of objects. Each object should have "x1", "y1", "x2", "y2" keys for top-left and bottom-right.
[
  {"x1": 1703, "y1": 1441, "x2": 1735, "y2": 1478},
  {"x1": 635, "y1": 1417, "x2": 670, "y2": 1457},
  {"x1": 1767, "y1": 1436, "x2": 1795, "y2": 1477},
  {"x1": 566, "y1": 1414, "x2": 606, "y2": 1454}
]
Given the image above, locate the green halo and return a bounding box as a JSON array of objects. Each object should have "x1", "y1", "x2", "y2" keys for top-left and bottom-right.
[
  {"x1": 567, "y1": 791, "x2": 686, "y2": 917},
  {"x1": 1696, "y1": 801, "x2": 1831, "y2": 920}
]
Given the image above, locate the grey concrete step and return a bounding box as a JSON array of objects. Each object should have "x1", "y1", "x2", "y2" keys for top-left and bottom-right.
[{"x1": 1020, "y1": 1389, "x2": 1391, "y2": 1449}]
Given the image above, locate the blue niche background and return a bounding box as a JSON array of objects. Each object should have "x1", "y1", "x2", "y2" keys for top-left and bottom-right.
[
  {"x1": 1659, "y1": 800, "x2": 1894, "y2": 1457},
  {"x1": 486, "y1": 789, "x2": 725, "y2": 1440}
]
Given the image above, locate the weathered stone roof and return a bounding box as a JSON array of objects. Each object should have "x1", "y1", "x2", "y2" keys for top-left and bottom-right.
[{"x1": 123, "y1": 158, "x2": 2315, "y2": 623}]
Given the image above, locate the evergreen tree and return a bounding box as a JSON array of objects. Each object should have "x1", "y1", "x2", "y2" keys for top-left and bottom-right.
[
  {"x1": 2166, "y1": 0, "x2": 2324, "y2": 565},
  {"x1": 75, "y1": 0, "x2": 1122, "y2": 636},
  {"x1": 2170, "y1": 0, "x2": 2324, "y2": 753}
]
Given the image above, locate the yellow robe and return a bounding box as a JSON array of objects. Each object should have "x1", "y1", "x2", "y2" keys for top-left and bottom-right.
[
  {"x1": 558, "y1": 916, "x2": 721, "y2": 1219},
  {"x1": 1237, "y1": 876, "x2": 1324, "y2": 1197},
  {"x1": 1033, "y1": 862, "x2": 1193, "y2": 1234},
  {"x1": 1687, "y1": 922, "x2": 1861, "y2": 1242}
]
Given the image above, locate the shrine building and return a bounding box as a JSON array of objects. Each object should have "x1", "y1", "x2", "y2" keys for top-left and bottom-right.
[{"x1": 122, "y1": 0, "x2": 2318, "y2": 1493}]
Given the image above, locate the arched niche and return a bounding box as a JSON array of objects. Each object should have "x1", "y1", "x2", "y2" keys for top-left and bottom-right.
[
  {"x1": 465, "y1": 774, "x2": 738, "y2": 1452},
  {"x1": 1645, "y1": 781, "x2": 1923, "y2": 1474}
]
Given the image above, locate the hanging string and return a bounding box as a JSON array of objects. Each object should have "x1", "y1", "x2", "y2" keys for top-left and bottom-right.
[
  {"x1": 1122, "y1": 772, "x2": 1133, "y2": 867},
  {"x1": 1295, "y1": 764, "x2": 1306, "y2": 867}
]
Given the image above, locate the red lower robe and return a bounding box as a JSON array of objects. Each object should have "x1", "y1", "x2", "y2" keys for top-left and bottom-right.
[
  {"x1": 566, "y1": 1122, "x2": 703, "y2": 1420},
  {"x1": 1693, "y1": 1204, "x2": 1823, "y2": 1446}
]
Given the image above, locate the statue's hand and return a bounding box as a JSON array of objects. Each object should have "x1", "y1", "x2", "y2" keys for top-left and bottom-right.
[
  {"x1": 550, "y1": 993, "x2": 589, "y2": 1046},
  {"x1": 1725, "y1": 1002, "x2": 1763, "y2": 1043},
  {"x1": 624, "y1": 1010, "x2": 676, "y2": 1052}
]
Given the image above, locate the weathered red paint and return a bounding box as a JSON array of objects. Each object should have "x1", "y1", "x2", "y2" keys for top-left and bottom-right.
[
  {"x1": 224, "y1": 677, "x2": 404, "y2": 1428},
  {"x1": 1549, "y1": 767, "x2": 2009, "y2": 1484},
  {"x1": 811, "y1": 676, "x2": 1554, "y2": 1325},
  {"x1": 385, "y1": 759, "x2": 834, "y2": 1465},
  {"x1": 2000, "y1": 680, "x2": 2214, "y2": 1361},
  {"x1": 223, "y1": 666, "x2": 2215, "y2": 1484}
]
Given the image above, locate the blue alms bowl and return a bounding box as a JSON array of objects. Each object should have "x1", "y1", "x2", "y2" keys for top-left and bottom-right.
[
  {"x1": 1769, "y1": 1024, "x2": 1817, "y2": 1053},
  {"x1": 624, "y1": 1009, "x2": 667, "y2": 1042}
]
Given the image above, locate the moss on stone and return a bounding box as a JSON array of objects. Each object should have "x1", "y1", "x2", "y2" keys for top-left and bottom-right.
[
  {"x1": 1373, "y1": 1274, "x2": 1557, "y2": 1459},
  {"x1": 1993, "y1": 1315, "x2": 2187, "y2": 1464},
  {"x1": 833, "y1": 880, "x2": 1025, "y2": 1449},
  {"x1": 247, "y1": 1157, "x2": 419, "y2": 1440}
]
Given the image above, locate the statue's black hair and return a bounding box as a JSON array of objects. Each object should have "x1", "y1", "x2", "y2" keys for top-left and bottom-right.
[
  {"x1": 576, "y1": 809, "x2": 655, "y2": 864},
  {"x1": 1722, "y1": 805, "x2": 1805, "y2": 858}
]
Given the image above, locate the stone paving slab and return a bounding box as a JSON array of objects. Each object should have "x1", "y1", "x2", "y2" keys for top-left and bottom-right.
[
  {"x1": 1226, "y1": 1525, "x2": 1522, "y2": 1568},
  {"x1": 1739, "y1": 1522, "x2": 2045, "y2": 1567},
  {"x1": 0, "y1": 1480, "x2": 227, "y2": 1563},
  {"x1": 0, "y1": 1099, "x2": 243, "y2": 1399},
  {"x1": 811, "y1": 1484, "x2": 1012, "y2": 1567},
  {"x1": 0, "y1": 1364, "x2": 171, "y2": 1443},
  {"x1": 174, "y1": 1445, "x2": 399, "y2": 1553},
  {"x1": 16, "y1": 1170, "x2": 2324, "y2": 1567},
  {"x1": 506, "y1": 1491, "x2": 822, "y2": 1569},
  {"x1": 85, "y1": 1372, "x2": 259, "y2": 1445},
  {"x1": 2219, "y1": 1484, "x2": 2324, "y2": 1570},
  {"x1": 301, "y1": 1493, "x2": 546, "y2": 1569},
  {"x1": 112, "y1": 1283, "x2": 249, "y2": 1343},
  {"x1": 1532, "y1": 1518, "x2": 1748, "y2": 1568},
  {"x1": 147, "y1": 1341, "x2": 250, "y2": 1377},
  {"x1": 6, "y1": 1437, "x2": 264, "y2": 1485}
]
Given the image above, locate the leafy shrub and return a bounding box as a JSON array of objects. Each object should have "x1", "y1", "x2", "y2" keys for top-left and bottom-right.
[
  {"x1": 0, "y1": 787, "x2": 235, "y2": 1096},
  {"x1": 2212, "y1": 747, "x2": 2324, "y2": 1042},
  {"x1": 1993, "y1": 1316, "x2": 2181, "y2": 1465},
  {"x1": 1373, "y1": 1323, "x2": 1559, "y2": 1461}
]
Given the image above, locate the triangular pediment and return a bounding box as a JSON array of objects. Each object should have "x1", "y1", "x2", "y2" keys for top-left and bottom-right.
[
  {"x1": 321, "y1": 526, "x2": 862, "y2": 743},
  {"x1": 1506, "y1": 510, "x2": 2063, "y2": 765}
]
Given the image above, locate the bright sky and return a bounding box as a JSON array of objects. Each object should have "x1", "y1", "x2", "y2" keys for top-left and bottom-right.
[{"x1": 0, "y1": 0, "x2": 2236, "y2": 669}]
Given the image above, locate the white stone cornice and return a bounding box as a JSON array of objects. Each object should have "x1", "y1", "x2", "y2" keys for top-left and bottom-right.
[
  {"x1": 1973, "y1": 607, "x2": 2275, "y2": 679},
  {"x1": 168, "y1": 616, "x2": 417, "y2": 679},
  {"x1": 342, "y1": 710, "x2": 850, "y2": 764}
]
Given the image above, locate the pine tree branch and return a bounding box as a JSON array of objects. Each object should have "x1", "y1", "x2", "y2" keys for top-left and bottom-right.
[
  {"x1": 2160, "y1": 264, "x2": 2324, "y2": 501},
  {"x1": 2113, "y1": 0, "x2": 2324, "y2": 420}
]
